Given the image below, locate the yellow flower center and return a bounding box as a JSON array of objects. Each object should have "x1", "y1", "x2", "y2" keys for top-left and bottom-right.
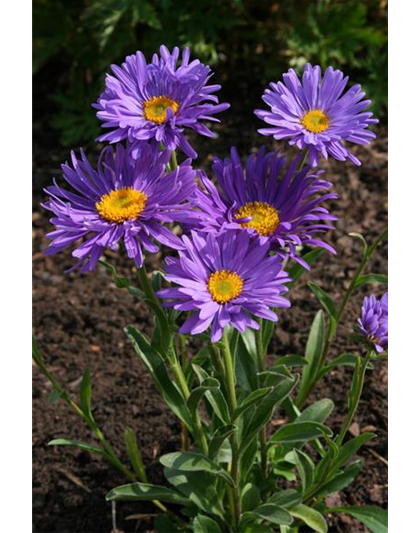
[
  {"x1": 235, "y1": 201, "x2": 280, "y2": 236},
  {"x1": 143, "y1": 95, "x2": 180, "y2": 124},
  {"x1": 208, "y1": 270, "x2": 244, "y2": 304},
  {"x1": 301, "y1": 109, "x2": 330, "y2": 133},
  {"x1": 96, "y1": 187, "x2": 147, "y2": 223}
]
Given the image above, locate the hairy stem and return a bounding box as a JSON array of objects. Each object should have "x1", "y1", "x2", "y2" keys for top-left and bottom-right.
[
  {"x1": 256, "y1": 319, "x2": 268, "y2": 477},
  {"x1": 220, "y1": 330, "x2": 241, "y2": 530}
]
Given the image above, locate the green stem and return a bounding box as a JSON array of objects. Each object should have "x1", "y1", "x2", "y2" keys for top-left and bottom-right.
[
  {"x1": 219, "y1": 330, "x2": 241, "y2": 530},
  {"x1": 169, "y1": 150, "x2": 178, "y2": 171},
  {"x1": 336, "y1": 353, "x2": 372, "y2": 447},
  {"x1": 208, "y1": 343, "x2": 225, "y2": 375},
  {"x1": 297, "y1": 148, "x2": 309, "y2": 172},
  {"x1": 136, "y1": 265, "x2": 161, "y2": 308},
  {"x1": 256, "y1": 319, "x2": 268, "y2": 477},
  {"x1": 296, "y1": 228, "x2": 387, "y2": 408},
  {"x1": 171, "y1": 354, "x2": 208, "y2": 455}
]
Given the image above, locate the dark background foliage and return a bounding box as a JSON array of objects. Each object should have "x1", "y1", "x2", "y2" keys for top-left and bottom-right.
[{"x1": 33, "y1": 0, "x2": 387, "y2": 149}]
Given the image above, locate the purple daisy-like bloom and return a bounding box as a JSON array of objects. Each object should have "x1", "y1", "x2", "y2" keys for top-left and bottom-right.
[
  {"x1": 157, "y1": 229, "x2": 291, "y2": 342},
  {"x1": 255, "y1": 63, "x2": 378, "y2": 166},
  {"x1": 193, "y1": 147, "x2": 337, "y2": 268},
  {"x1": 43, "y1": 144, "x2": 198, "y2": 272},
  {"x1": 94, "y1": 45, "x2": 230, "y2": 159},
  {"x1": 357, "y1": 293, "x2": 388, "y2": 353}
]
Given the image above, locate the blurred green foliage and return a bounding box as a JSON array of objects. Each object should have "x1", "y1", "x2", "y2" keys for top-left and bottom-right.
[{"x1": 33, "y1": 0, "x2": 387, "y2": 147}]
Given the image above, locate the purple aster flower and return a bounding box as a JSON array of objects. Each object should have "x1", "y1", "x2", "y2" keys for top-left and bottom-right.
[
  {"x1": 94, "y1": 45, "x2": 230, "y2": 159},
  {"x1": 193, "y1": 147, "x2": 337, "y2": 268},
  {"x1": 157, "y1": 229, "x2": 291, "y2": 343},
  {"x1": 43, "y1": 144, "x2": 198, "y2": 272},
  {"x1": 255, "y1": 64, "x2": 378, "y2": 166},
  {"x1": 357, "y1": 293, "x2": 388, "y2": 353}
]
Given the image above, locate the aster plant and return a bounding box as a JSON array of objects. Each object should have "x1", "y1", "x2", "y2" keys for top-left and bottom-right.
[{"x1": 33, "y1": 46, "x2": 388, "y2": 533}]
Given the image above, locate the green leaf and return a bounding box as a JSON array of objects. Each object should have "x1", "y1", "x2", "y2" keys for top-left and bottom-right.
[
  {"x1": 192, "y1": 365, "x2": 230, "y2": 424},
  {"x1": 80, "y1": 369, "x2": 94, "y2": 423},
  {"x1": 48, "y1": 438, "x2": 104, "y2": 457},
  {"x1": 262, "y1": 320, "x2": 274, "y2": 353},
  {"x1": 193, "y1": 514, "x2": 222, "y2": 533},
  {"x1": 294, "y1": 449, "x2": 315, "y2": 495},
  {"x1": 253, "y1": 504, "x2": 293, "y2": 526},
  {"x1": 317, "y1": 353, "x2": 373, "y2": 380},
  {"x1": 241, "y1": 483, "x2": 260, "y2": 513},
  {"x1": 106, "y1": 482, "x2": 190, "y2": 505},
  {"x1": 273, "y1": 355, "x2": 309, "y2": 367},
  {"x1": 99, "y1": 259, "x2": 131, "y2": 288},
  {"x1": 349, "y1": 232, "x2": 368, "y2": 255},
  {"x1": 287, "y1": 248, "x2": 325, "y2": 285},
  {"x1": 126, "y1": 326, "x2": 193, "y2": 431},
  {"x1": 297, "y1": 311, "x2": 326, "y2": 405},
  {"x1": 354, "y1": 273, "x2": 388, "y2": 289},
  {"x1": 187, "y1": 378, "x2": 220, "y2": 414},
  {"x1": 233, "y1": 387, "x2": 272, "y2": 420},
  {"x1": 308, "y1": 282, "x2": 337, "y2": 319},
  {"x1": 267, "y1": 489, "x2": 301, "y2": 509},
  {"x1": 48, "y1": 390, "x2": 65, "y2": 404},
  {"x1": 296, "y1": 399, "x2": 334, "y2": 424},
  {"x1": 270, "y1": 421, "x2": 332, "y2": 444},
  {"x1": 160, "y1": 452, "x2": 234, "y2": 487},
  {"x1": 208, "y1": 425, "x2": 237, "y2": 459},
  {"x1": 235, "y1": 335, "x2": 258, "y2": 391},
  {"x1": 329, "y1": 506, "x2": 387, "y2": 533},
  {"x1": 332, "y1": 433, "x2": 376, "y2": 472},
  {"x1": 240, "y1": 375, "x2": 298, "y2": 455},
  {"x1": 164, "y1": 468, "x2": 225, "y2": 519},
  {"x1": 241, "y1": 329, "x2": 257, "y2": 360},
  {"x1": 124, "y1": 427, "x2": 146, "y2": 481},
  {"x1": 315, "y1": 460, "x2": 362, "y2": 498},
  {"x1": 290, "y1": 504, "x2": 328, "y2": 533}
]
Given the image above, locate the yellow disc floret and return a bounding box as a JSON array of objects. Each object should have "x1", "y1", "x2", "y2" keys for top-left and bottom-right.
[
  {"x1": 96, "y1": 187, "x2": 147, "y2": 223},
  {"x1": 301, "y1": 109, "x2": 330, "y2": 133},
  {"x1": 235, "y1": 201, "x2": 280, "y2": 236},
  {"x1": 208, "y1": 270, "x2": 244, "y2": 304},
  {"x1": 143, "y1": 95, "x2": 180, "y2": 124}
]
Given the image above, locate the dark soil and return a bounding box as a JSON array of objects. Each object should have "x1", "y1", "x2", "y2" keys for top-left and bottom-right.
[{"x1": 33, "y1": 123, "x2": 388, "y2": 533}]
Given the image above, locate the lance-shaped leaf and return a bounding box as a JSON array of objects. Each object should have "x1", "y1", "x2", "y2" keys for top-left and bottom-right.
[
  {"x1": 160, "y1": 452, "x2": 234, "y2": 487},
  {"x1": 193, "y1": 515, "x2": 222, "y2": 533},
  {"x1": 252, "y1": 504, "x2": 293, "y2": 526},
  {"x1": 80, "y1": 369, "x2": 95, "y2": 424},
  {"x1": 294, "y1": 449, "x2": 315, "y2": 496},
  {"x1": 192, "y1": 365, "x2": 230, "y2": 423},
  {"x1": 235, "y1": 335, "x2": 258, "y2": 391},
  {"x1": 126, "y1": 326, "x2": 193, "y2": 431},
  {"x1": 239, "y1": 375, "x2": 298, "y2": 455},
  {"x1": 354, "y1": 273, "x2": 388, "y2": 289},
  {"x1": 208, "y1": 425, "x2": 237, "y2": 459},
  {"x1": 233, "y1": 387, "x2": 272, "y2": 420},
  {"x1": 297, "y1": 311, "x2": 325, "y2": 405},
  {"x1": 187, "y1": 378, "x2": 221, "y2": 414},
  {"x1": 317, "y1": 353, "x2": 373, "y2": 380},
  {"x1": 329, "y1": 506, "x2": 388, "y2": 533},
  {"x1": 290, "y1": 504, "x2": 327, "y2": 533},
  {"x1": 241, "y1": 483, "x2": 261, "y2": 513},
  {"x1": 48, "y1": 438, "x2": 105, "y2": 457},
  {"x1": 314, "y1": 460, "x2": 362, "y2": 498},
  {"x1": 331, "y1": 432, "x2": 376, "y2": 473},
  {"x1": 164, "y1": 468, "x2": 225, "y2": 519},
  {"x1": 267, "y1": 489, "x2": 301, "y2": 509},
  {"x1": 124, "y1": 427, "x2": 146, "y2": 481},
  {"x1": 274, "y1": 355, "x2": 308, "y2": 367},
  {"x1": 270, "y1": 421, "x2": 332, "y2": 444},
  {"x1": 308, "y1": 282, "x2": 338, "y2": 321},
  {"x1": 106, "y1": 482, "x2": 190, "y2": 505}
]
